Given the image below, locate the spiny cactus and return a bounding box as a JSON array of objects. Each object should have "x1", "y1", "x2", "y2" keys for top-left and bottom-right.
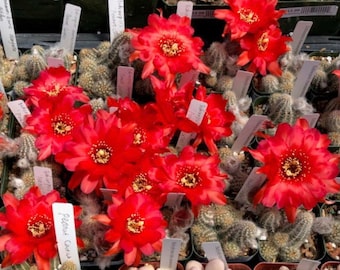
[
  {"x1": 15, "y1": 132, "x2": 38, "y2": 168},
  {"x1": 258, "y1": 240, "x2": 279, "y2": 262},
  {"x1": 203, "y1": 41, "x2": 228, "y2": 77},
  {"x1": 16, "y1": 51, "x2": 48, "y2": 81},
  {"x1": 78, "y1": 42, "x2": 116, "y2": 99},
  {"x1": 257, "y1": 208, "x2": 316, "y2": 262},
  {"x1": 310, "y1": 67, "x2": 328, "y2": 92},
  {"x1": 221, "y1": 241, "x2": 243, "y2": 259},
  {"x1": 13, "y1": 80, "x2": 31, "y2": 98},
  {"x1": 258, "y1": 207, "x2": 284, "y2": 233},
  {"x1": 327, "y1": 132, "x2": 340, "y2": 147},
  {"x1": 312, "y1": 216, "x2": 334, "y2": 235},
  {"x1": 278, "y1": 70, "x2": 295, "y2": 95},
  {"x1": 323, "y1": 110, "x2": 340, "y2": 133},
  {"x1": 218, "y1": 219, "x2": 260, "y2": 250},
  {"x1": 213, "y1": 204, "x2": 242, "y2": 230},
  {"x1": 216, "y1": 75, "x2": 234, "y2": 93},
  {"x1": 108, "y1": 32, "x2": 133, "y2": 69},
  {"x1": 79, "y1": 41, "x2": 111, "y2": 66},
  {"x1": 191, "y1": 221, "x2": 219, "y2": 255},
  {"x1": 281, "y1": 209, "x2": 315, "y2": 247},
  {"x1": 59, "y1": 260, "x2": 78, "y2": 270},
  {"x1": 196, "y1": 204, "x2": 215, "y2": 228},
  {"x1": 267, "y1": 92, "x2": 295, "y2": 125},
  {"x1": 279, "y1": 245, "x2": 302, "y2": 262},
  {"x1": 325, "y1": 220, "x2": 340, "y2": 245},
  {"x1": 272, "y1": 232, "x2": 290, "y2": 248},
  {"x1": 0, "y1": 45, "x2": 16, "y2": 89},
  {"x1": 259, "y1": 74, "x2": 280, "y2": 94}
]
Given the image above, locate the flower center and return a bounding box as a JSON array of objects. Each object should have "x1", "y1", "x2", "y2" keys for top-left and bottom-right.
[
  {"x1": 177, "y1": 166, "x2": 200, "y2": 188},
  {"x1": 27, "y1": 214, "x2": 52, "y2": 238},
  {"x1": 238, "y1": 8, "x2": 259, "y2": 24},
  {"x1": 46, "y1": 83, "x2": 64, "y2": 97},
  {"x1": 126, "y1": 213, "x2": 145, "y2": 234},
  {"x1": 134, "y1": 128, "x2": 146, "y2": 145},
  {"x1": 257, "y1": 32, "x2": 269, "y2": 51},
  {"x1": 52, "y1": 114, "x2": 73, "y2": 136},
  {"x1": 280, "y1": 150, "x2": 311, "y2": 181},
  {"x1": 159, "y1": 37, "x2": 184, "y2": 57},
  {"x1": 132, "y1": 173, "x2": 152, "y2": 193},
  {"x1": 282, "y1": 157, "x2": 302, "y2": 178},
  {"x1": 89, "y1": 141, "x2": 112, "y2": 164}
]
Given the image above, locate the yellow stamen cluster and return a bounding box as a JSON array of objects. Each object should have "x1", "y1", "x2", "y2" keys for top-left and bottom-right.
[
  {"x1": 89, "y1": 141, "x2": 112, "y2": 164},
  {"x1": 177, "y1": 166, "x2": 200, "y2": 188},
  {"x1": 132, "y1": 173, "x2": 152, "y2": 193},
  {"x1": 257, "y1": 32, "x2": 269, "y2": 51},
  {"x1": 27, "y1": 213, "x2": 52, "y2": 238},
  {"x1": 126, "y1": 213, "x2": 145, "y2": 234},
  {"x1": 52, "y1": 114, "x2": 73, "y2": 136},
  {"x1": 238, "y1": 8, "x2": 259, "y2": 24},
  {"x1": 159, "y1": 37, "x2": 184, "y2": 57}
]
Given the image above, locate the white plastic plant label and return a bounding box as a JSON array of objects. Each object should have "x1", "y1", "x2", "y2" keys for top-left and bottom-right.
[
  {"x1": 290, "y1": 21, "x2": 313, "y2": 55},
  {"x1": 201, "y1": 242, "x2": 228, "y2": 266},
  {"x1": 231, "y1": 114, "x2": 268, "y2": 153},
  {"x1": 231, "y1": 70, "x2": 253, "y2": 99},
  {"x1": 291, "y1": 60, "x2": 320, "y2": 99},
  {"x1": 60, "y1": 4, "x2": 81, "y2": 54},
  {"x1": 234, "y1": 167, "x2": 267, "y2": 205},
  {"x1": 52, "y1": 203, "x2": 81, "y2": 270},
  {"x1": 0, "y1": 0, "x2": 19, "y2": 60},
  {"x1": 296, "y1": 258, "x2": 321, "y2": 270},
  {"x1": 176, "y1": 99, "x2": 207, "y2": 151},
  {"x1": 47, "y1": 57, "x2": 64, "y2": 68},
  {"x1": 7, "y1": 100, "x2": 31, "y2": 128},
  {"x1": 301, "y1": 113, "x2": 320, "y2": 128},
  {"x1": 164, "y1": 192, "x2": 185, "y2": 209},
  {"x1": 176, "y1": 1, "x2": 194, "y2": 19},
  {"x1": 108, "y1": 0, "x2": 125, "y2": 42},
  {"x1": 281, "y1": 5, "x2": 338, "y2": 18},
  {"x1": 116, "y1": 66, "x2": 135, "y2": 99},
  {"x1": 178, "y1": 70, "x2": 199, "y2": 88},
  {"x1": 33, "y1": 166, "x2": 54, "y2": 195},
  {"x1": 99, "y1": 188, "x2": 117, "y2": 201},
  {"x1": 160, "y1": 238, "x2": 182, "y2": 270}
]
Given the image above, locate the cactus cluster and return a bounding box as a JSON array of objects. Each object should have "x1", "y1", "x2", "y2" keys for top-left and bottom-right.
[
  {"x1": 191, "y1": 202, "x2": 264, "y2": 259},
  {"x1": 11, "y1": 45, "x2": 75, "y2": 98},
  {"x1": 257, "y1": 208, "x2": 317, "y2": 262},
  {"x1": 318, "y1": 98, "x2": 340, "y2": 146},
  {"x1": 77, "y1": 41, "x2": 115, "y2": 100},
  {"x1": 0, "y1": 45, "x2": 17, "y2": 90},
  {"x1": 201, "y1": 40, "x2": 241, "y2": 94}
]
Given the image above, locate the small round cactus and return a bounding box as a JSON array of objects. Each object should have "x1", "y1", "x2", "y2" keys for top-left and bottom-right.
[
  {"x1": 259, "y1": 74, "x2": 280, "y2": 94},
  {"x1": 258, "y1": 207, "x2": 284, "y2": 233},
  {"x1": 279, "y1": 245, "x2": 302, "y2": 262},
  {"x1": 267, "y1": 92, "x2": 295, "y2": 125},
  {"x1": 219, "y1": 219, "x2": 259, "y2": 250}
]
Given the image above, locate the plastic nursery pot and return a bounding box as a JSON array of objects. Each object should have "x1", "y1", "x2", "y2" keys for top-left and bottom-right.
[
  {"x1": 191, "y1": 237, "x2": 258, "y2": 264},
  {"x1": 118, "y1": 262, "x2": 184, "y2": 270},
  {"x1": 251, "y1": 96, "x2": 269, "y2": 116},
  {"x1": 320, "y1": 201, "x2": 340, "y2": 261},
  {"x1": 228, "y1": 263, "x2": 252, "y2": 270},
  {"x1": 321, "y1": 261, "x2": 340, "y2": 270},
  {"x1": 254, "y1": 262, "x2": 303, "y2": 270},
  {"x1": 80, "y1": 252, "x2": 124, "y2": 269},
  {"x1": 200, "y1": 262, "x2": 252, "y2": 270}
]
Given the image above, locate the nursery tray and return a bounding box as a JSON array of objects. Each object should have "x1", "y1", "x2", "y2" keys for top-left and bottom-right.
[
  {"x1": 254, "y1": 262, "x2": 319, "y2": 270},
  {"x1": 321, "y1": 261, "x2": 340, "y2": 270},
  {"x1": 159, "y1": 0, "x2": 340, "y2": 49},
  {"x1": 118, "y1": 262, "x2": 184, "y2": 270}
]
